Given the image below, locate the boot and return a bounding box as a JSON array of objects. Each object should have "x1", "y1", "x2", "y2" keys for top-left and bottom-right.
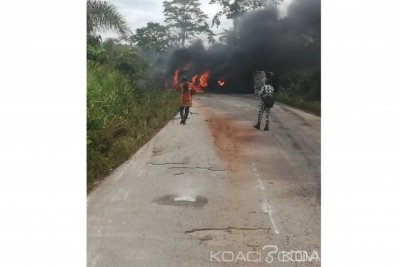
[
  {"x1": 182, "y1": 115, "x2": 188, "y2": 125},
  {"x1": 183, "y1": 108, "x2": 189, "y2": 125},
  {"x1": 179, "y1": 108, "x2": 184, "y2": 124},
  {"x1": 264, "y1": 122, "x2": 269, "y2": 131},
  {"x1": 253, "y1": 122, "x2": 260, "y2": 130}
]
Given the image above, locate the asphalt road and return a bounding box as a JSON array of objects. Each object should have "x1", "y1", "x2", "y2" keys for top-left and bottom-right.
[{"x1": 87, "y1": 94, "x2": 321, "y2": 266}]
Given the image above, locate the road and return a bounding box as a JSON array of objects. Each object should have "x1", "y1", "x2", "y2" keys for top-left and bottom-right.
[{"x1": 87, "y1": 94, "x2": 321, "y2": 266}]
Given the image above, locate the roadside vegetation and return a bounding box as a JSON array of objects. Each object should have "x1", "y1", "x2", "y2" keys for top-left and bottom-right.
[
  {"x1": 87, "y1": 60, "x2": 179, "y2": 190},
  {"x1": 87, "y1": 0, "x2": 179, "y2": 190},
  {"x1": 276, "y1": 72, "x2": 321, "y2": 116}
]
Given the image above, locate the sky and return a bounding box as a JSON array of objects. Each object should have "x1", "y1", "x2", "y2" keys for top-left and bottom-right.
[{"x1": 102, "y1": 0, "x2": 294, "y2": 40}]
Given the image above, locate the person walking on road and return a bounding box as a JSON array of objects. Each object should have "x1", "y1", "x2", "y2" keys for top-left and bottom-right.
[
  {"x1": 253, "y1": 77, "x2": 275, "y2": 131},
  {"x1": 178, "y1": 76, "x2": 193, "y2": 125}
]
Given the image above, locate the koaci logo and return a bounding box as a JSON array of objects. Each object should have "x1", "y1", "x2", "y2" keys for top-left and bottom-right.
[{"x1": 210, "y1": 245, "x2": 320, "y2": 264}]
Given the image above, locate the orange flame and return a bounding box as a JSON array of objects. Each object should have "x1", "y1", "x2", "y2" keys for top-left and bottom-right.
[
  {"x1": 191, "y1": 75, "x2": 198, "y2": 84},
  {"x1": 199, "y1": 69, "x2": 210, "y2": 87},
  {"x1": 171, "y1": 67, "x2": 211, "y2": 93},
  {"x1": 172, "y1": 69, "x2": 179, "y2": 88},
  {"x1": 217, "y1": 79, "x2": 225, "y2": 87},
  {"x1": 191, "y1": 75, "x2": 202, "y2": 92}
]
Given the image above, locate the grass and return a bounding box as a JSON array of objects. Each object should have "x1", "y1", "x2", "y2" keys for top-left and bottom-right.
[
  {"x1": 87, "y1": 64, "x2": 180, "y2": 191},
  {"x1": 276, "y1": 91, "x2": 321, "y2": 116}
]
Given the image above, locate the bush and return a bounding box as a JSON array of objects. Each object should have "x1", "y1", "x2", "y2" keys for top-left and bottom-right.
[
  {"x1": 276, "y1": 72, "x2": 321, "y2": 116},
  {"x1": 87, "y1": 64, "x2": 179, "y2": 190},
  {"x1": 276, "y1": 90, "x2": 320, "y2": 116}
]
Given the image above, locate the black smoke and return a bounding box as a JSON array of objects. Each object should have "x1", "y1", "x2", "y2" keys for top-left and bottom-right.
[{"x1": 164, "y1": 0, "x2": 321, "y2": 92}]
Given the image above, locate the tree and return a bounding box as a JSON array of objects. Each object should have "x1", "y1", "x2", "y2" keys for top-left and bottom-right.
[
  {"x1": 209, "y1": 0, "x2": 282, "y2": 33},
  {"x1": 131, "y1": 22, "x2": 172, "y2": 56},
  {"x1": 163, "y1": 0, "x2": 212, "y2": 47},
  {"x1": 87, "y1": 0, "x2": 131, "y2": 43}
]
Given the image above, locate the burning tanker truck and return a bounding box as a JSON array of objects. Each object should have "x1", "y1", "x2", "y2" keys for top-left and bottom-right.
[
  {"x1": 164, "y1": 65, "x2": 278, "y2": 94},
  {"x1": 165, "y1": 66, "x2": 225, "y2": 93}
]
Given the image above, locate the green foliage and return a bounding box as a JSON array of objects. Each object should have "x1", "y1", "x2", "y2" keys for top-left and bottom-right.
[
  {"x1": 131, "y1": 22, "x2": 172, "y2": 57},
  {"x1": 87, "y1": 44, "x2": 107, "y2": 63},
  {"x1": 88, "y1": 39, "x2": 149, "y2": 87},
  {"x1": 210, "y1": 0, "x2": 282, "y2": 31},
  {"x1": 279, "y1": 72, "x2": 320, "y2": 102},
  {"x1": 276, "y1": 92, "x2": 320, "y2": 116},
  {"x1": 86, "y1": 1, "x2": 181, "y2": 191},
  {"x1": 105, "y1": 40, "x2": 148, "y2": 82},
  {"x1": 275, "y1": 72, "x2": 321, "y2": 116},
  {"x1": 87, "y1": 64, "x2": 180, "y2": 190},
  {"x1": 163, "y1": 0, "x2": 212, "y2": 47},
  {"x1": 87, "y1": 0, "x2": 131, "y2": 41}
]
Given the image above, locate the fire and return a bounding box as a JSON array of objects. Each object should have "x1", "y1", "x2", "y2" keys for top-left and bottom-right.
[
  {"x1": 217, "y1": 79, "x2": 225, "y2": 87},
  {"x1": 170, "y1": 67, "x2": 210, "y2": 93},
  {"x1": 172, "y1": 69, "x2": 180, "y2": 87},
  {"x1": 191, "y1": 75, "x2": 202, "y2": 92},
  {"x1": 191, "y1": 75, "x2": 198, "y2": 84},
  {"x1": 199, "y1": 69, "x2": 210, "y2": 87}
]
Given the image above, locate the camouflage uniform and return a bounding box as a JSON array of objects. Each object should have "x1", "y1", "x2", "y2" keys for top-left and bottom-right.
[
  {"x1": 253, "y1": 71, "x2": 275, "y2": 131},
  {"x1": 255, "y1": 84, "x2": 275, "y2": 130}
]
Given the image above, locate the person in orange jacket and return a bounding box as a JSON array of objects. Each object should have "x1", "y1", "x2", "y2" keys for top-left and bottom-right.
[{"x1": 178, "y1": 76, "x2": 193, "y2": 125}]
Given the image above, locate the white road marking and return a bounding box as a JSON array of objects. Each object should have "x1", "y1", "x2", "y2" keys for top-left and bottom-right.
[
  {"x1": 261, "y1": 202, "x2": 280, "y2": 234},
  {"x1": 257, "y1": 176, "x2": 265, "y2": 190},
  {"x1": 251, "y1": 163, "x2": 280, "y2": 234}
]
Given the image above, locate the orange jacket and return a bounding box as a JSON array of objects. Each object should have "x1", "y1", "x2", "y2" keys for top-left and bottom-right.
[{"x1": 178, "y1": 82, "x2": 193, "y2": 107}]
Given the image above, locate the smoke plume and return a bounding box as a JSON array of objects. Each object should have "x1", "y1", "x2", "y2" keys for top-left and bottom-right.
[{"x1": 164, "y1": 0, "x2": 321, "y2": 92}]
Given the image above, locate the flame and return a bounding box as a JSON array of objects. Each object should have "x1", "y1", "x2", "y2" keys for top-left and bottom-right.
[
  {"x1": 217, "y1": 79, "x2": 225, "y2": 87},
  {"x1": 199, "y1": 69, "x2": 210, "y2": 87},
  {"x1": 171, "y1": 67, "x2": 210, "y2": 93},
  {"x1": 190, "y1": 75, "x2": 200, "y2": 92},
  {"x1": 172, "y1": 69, "x2": 180, "y2": 88},
  {"x1": 191, "y1": 75, "x2": 198, "y2": 84}
]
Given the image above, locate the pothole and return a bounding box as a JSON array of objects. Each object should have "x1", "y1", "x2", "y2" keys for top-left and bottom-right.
[
  {"x1": 185, "y1": 227, "x2": 271, "y2": 247},
  {"x1": 152, "y1": 194, "x2": 208, "y2": 207}
]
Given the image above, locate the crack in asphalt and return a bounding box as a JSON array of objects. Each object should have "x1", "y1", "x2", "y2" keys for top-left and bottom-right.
[
  {"x1": 185, "y1": 226, "x2": 270, "y2": 234},
  {"x1": 168, "y1": 166, "x2": 230, "y2": 172},
  {"x1": 148, "y1": 162, "x2": 229, "y2": 172},
  {"x1": 147, "y1": 162, "x2": 185, "y2": 166}
]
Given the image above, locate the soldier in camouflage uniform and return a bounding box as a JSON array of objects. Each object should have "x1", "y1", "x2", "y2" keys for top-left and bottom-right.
[{"x1": 253, "y1": 72, "x2": 275, "y2": 131}]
